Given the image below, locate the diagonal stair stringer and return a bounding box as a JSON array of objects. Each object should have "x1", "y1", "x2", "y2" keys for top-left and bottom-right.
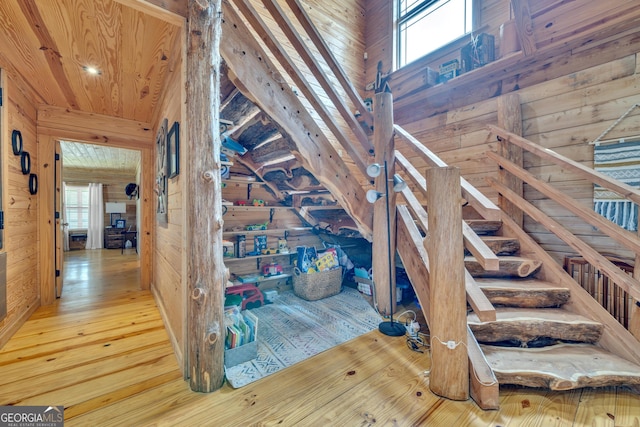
[{"x1": 219, "y1": 1, "x2": 373, "y2": 239}]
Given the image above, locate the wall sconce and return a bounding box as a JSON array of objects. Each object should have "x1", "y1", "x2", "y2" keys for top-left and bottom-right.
[{"x1": 366, "y1": 160, "x2": 407, "y2": 336}]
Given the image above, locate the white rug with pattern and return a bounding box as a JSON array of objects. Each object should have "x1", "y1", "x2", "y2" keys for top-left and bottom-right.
[{"x1": 225, "y1": 287, "x2": 381, "y2": 388}]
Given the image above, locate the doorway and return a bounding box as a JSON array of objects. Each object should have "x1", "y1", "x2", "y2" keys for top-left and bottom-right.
[{"x1": 57, "y1": 141, "x2": 142, "y2": 297}]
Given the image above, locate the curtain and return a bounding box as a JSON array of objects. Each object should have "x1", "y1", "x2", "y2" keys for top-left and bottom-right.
[
  {"x1": 593, "y1": 140, "x2": 640, "y2": 231},
  {"x1": 85, "y1": 183, "x2": 104, "y2": 249},
  {"x1": 62, "y1": 181, "x2": 69, "y2": 251}
]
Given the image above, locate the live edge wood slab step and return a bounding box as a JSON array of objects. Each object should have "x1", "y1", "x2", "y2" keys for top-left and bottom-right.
[
  {"x1": 468, "y1": 308, "x2": 604, "y2": 345},
  {"x1": 475, "y1": 278, "x2": 571, "y2": 308},
  {"x1": 465, "y1": 256, "x2": 542, "y2": 278},
  {"x1": 463, "y1": 236, "x2": 520, "y2": 256},
  {"x1": 481, "y1": 343, "x2": 640, "y2": 390},
  {"x1": 465, "y1": 219, "x2": 502, "y2": 235}
]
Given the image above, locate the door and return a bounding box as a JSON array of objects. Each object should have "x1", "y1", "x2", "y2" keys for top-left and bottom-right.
[{"x1": 55, "y1": 140, "x2": 64, "y2": 298}]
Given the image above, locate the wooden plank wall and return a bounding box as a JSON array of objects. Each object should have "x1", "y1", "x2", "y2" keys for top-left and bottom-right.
[
  {"x1": 0, "y1": 72, "x2": 40, "y2": 348},
  {"x1": 150, "y1": 25, "x2": 186, "y2": 373},
  {"x1": 364, "y1": 0, "x2": 640, "y2": 265}
]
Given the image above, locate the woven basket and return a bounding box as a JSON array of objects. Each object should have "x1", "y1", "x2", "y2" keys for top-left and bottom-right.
[{"x1": 293, "y1": 267, "x2": 343, "y2": 301}]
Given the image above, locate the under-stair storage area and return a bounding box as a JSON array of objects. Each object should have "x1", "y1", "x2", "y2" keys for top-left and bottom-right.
[{"x1": 221, "y1": 167, "x2": 323, "y2": 295}]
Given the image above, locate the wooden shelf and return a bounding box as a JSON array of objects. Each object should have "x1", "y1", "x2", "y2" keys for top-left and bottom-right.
[
  {"x1": 223, "y1": 227, "x2": 311, "y2": 237},
  {"x1": 298, "y1": 205, "x2": 343, "y2": 210},
  {"x1": 224, "y1": 252, "x2": 294, "y2": 263},
  {"x1": 223, "y1": 178, "x2": 264, "y2": 185},
  {"x1": 224, "y1": 205, "x2": 293, "y2": 211}
]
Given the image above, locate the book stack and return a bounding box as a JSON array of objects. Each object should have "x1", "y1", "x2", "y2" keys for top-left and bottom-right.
[{"x1": 224, "y1": 306, "x2": 259, "y2": 367}]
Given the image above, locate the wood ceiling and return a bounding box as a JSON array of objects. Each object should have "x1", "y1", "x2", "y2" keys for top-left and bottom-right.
[{"x1": 0, "y1": 0, "x2": 183, "y2": 124}]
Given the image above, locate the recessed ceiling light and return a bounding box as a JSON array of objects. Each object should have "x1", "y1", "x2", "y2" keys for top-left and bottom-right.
[{"x1": 83, "y1": 66, "x2": 101, "y2": 75}]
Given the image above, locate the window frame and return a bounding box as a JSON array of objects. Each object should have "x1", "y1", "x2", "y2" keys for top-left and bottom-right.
[
  {"x1": 65, "y1": 184, "x2": 90, "y2": 230},
  {"x1": 395, "y1": 0, "x2": 476, "y2": 70}
]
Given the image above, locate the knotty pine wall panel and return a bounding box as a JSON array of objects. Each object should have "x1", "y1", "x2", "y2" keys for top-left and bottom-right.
[
  {"x1": 0, "y1": 73, "x2": 40, "y2": 348},
  {"x1": 150, "y1": 28, "x2": 186, "y2": 372},
  {"x1": 518, "y1": 55, "x2": 640, "y2": 262}
]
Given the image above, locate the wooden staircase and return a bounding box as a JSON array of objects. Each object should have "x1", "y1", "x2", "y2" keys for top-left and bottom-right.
[
  {"x1": 217, "y1": 0, "x2": 640, "y2": 409},
  {"x1": 464, "y1": 218, "x2": 640, "y2": 391}
]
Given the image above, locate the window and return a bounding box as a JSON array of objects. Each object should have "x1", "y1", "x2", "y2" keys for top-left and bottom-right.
[
  {"x1": 397, "y1": 0, "x2": 473, "y2": 68},
  {"x1": 65, "y1": 185, "x2": 90, "y2": 229}
]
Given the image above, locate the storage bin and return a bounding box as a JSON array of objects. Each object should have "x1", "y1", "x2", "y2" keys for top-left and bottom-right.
[
  {"x1": 293, "y1": 267, "x2": 342, "y2": 301},
  {"x1": 224, "y1": 340, "x2": 258, "y2": 368}
]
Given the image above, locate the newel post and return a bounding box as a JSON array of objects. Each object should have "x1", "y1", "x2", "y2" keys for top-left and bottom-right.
[
  {"x1": 426, "y1": 166, "x2": 469, "y2": 400},
  {"x1": 185, "y1": 0, "x2": 225, "y2": 392},
  {"x1": 371, "y1": 90, "x2": 397, "y2": 316}
]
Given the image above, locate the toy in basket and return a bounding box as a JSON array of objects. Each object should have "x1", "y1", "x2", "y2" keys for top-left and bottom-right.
[{"x1": 293, "y1": 266, "x2": 343, "y2": 301}]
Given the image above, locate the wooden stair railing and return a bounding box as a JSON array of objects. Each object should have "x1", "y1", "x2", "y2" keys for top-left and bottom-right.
[{"x1": 487, "y1": 125, "x2": 640, "y2": 362}]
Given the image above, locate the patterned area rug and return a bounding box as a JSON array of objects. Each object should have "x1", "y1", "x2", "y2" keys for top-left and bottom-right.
[{"x1": 225, "y1": 287, "x2": 381, "y2": 388}]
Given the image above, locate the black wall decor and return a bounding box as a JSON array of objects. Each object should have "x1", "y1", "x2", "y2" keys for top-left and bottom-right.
[
  {"x1": 167, "y1": 121, "x2": 180, "y2": 178},
  {"x1": 20, "y1": 151, "x2": 30, "y2": 175},
  {"x1": 11, "y1": 130, "x2": 22, "y2": 155},
  {"x1": 29, "y1": 174, "x2": 38, "y2": 195}
]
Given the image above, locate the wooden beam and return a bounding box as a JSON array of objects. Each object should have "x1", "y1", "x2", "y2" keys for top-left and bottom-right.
[
  {"x1": 396, "y1": 205, "x2": 431, "y2": 324},
  {"x1": 465, "y1": 270, "x2": 496, "y2": 323},
  {"x1": 113, "y1": 0, "x2": 187, "y2": 24},
  {"x1": 371, "y1": 91, "x2": 397, "y2": 317},
  {"x1": 488, "y1": 178, "x2": 640, "y2": 301},
  {"x1": 17, "y1": 0, "x2": 79, "y2": 109},
  {"x1": 284, "y1": 0, "x2": 374, "y2": 128},
  {"x1": 497, "y1": 93, "x2": 524, "y2": 228},
  {"x1": 395, "y1": 125, "x2": 501, "y2": 221},
  {"x1": 233, "y1": 0, "x2": 370, "y2": 175},
  {"x1": 487, "y1": 151, "x2": 640, "y2": 256},
  {"x1": 467, "y1": 327, "x2": 500, "y2": 410},
  {"x1": 185, "y1": 0, "x2": 225, "y2": 392},
  {"x1": 259, "y1": 0, "x2": 373, "y2": 156},
  {"x1": 427, "y1": 166, "x2": 468, "y2": 401},
  {"x1": 511, "y1": 0, "x2": 536, "y2": 55},
  {"x1": 220, "y1": 1, "x2": 372, "y2": 238},
  {"x1": 396, "y1": 148, "x2": 499, "y2": 271},
  {"x1": 38, "y1": 106, "x2": 153, "y2": 148},
  {"x1": 499, "y1": 209, "x2": 640, "y2": 367},
  {"x1": 488, "y1": 124, "x2": 640, "y2": 206}
]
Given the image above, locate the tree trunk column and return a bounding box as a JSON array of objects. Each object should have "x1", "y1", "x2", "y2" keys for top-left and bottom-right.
[
  {"x1": 372, "y1": 91, "x2": 397, "y2": 316},
  {"x1": 427, "y1": 166, "x2": 469, "y2": 401},
  {"x1": 186, "y1": 0, "x2": 225, "y2": 392}
]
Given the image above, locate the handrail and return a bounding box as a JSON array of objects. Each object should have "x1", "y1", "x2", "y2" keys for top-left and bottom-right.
[
  {"x1": 487, "y1": 151, "x2": 640, "y2": 255},
  {"x1": 488, "y1": 124, "x2": 640, "y2": 205},
  {"x1": 488, "y1": 178, "x2": 640, "y2": 301},
  {"x1": 395, "y1": 150, "x2": 500, "y2": 272},
  {"x1": 233, "y1": 0, "x2": 369, "y2": 175},
  {"x1": 283, "y1": 0, "x2": 374, "y2": 128},
  {"x1": 395, "y1": 124, "x2": 501, "y2": 220},
  {"x1": 258, "y1": 0, "x2": 374, "y2": 155}
]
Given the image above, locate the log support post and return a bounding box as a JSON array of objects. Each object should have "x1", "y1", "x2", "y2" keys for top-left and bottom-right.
[
  {"x1": 185, "y1": 0, "x2": 225, "y2": 392},
  {"x1": 497, "y1": 93, "x2": 524, "y2": 228},
  {"x1": 427, "y1": 166, "x2": 469, "y2": 401},
  {"x1": 371, "y1": 91, "x2": 397, "y2": 316}
]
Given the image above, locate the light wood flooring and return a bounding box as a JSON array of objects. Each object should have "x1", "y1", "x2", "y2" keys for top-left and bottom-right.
[{"x1": 0, "y1": 249, "x2": 639, "y2": 426}]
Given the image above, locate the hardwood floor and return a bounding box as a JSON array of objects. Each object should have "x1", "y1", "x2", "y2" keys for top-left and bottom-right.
[{"x1": 1, "y1": 249, "x2": 639, "y2": 426}]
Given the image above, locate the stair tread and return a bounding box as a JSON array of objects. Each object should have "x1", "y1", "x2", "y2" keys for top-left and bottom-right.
[
  {"x1": 475, "y1": 278, "x2": 566, "y2": 289},
  {"x1": 468, "y1": 307, "x2": 600, "y2": 324},
  {"x1": 481, "y1": 343, "x2": 640, "y2": 390},
  {"x1": 465, "y1": 256, "x2": 542, "y2": 278},
  {"x1": 474, "y1": 278, "x2": 571, "y2": 308},
  {"x1": 469, "y1": 307, "x2": 603, "y2": 345}
]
